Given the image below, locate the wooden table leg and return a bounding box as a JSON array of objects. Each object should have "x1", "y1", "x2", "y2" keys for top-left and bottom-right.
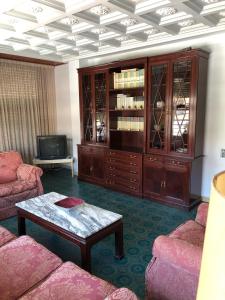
[
  {"x1": 115, "y1": 222, "x2": 124, "y2": 259},
  {"x1": 80, "y1": 244, "x2": 91, "y2": 272},
  {"x1": 18, "y1": 215, "x2": 26, "y2": 236}
]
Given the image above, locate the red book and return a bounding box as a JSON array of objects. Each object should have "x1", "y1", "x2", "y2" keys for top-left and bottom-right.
[{"x1": 55, "y1": 197, "x2": 84, "y2": 208}]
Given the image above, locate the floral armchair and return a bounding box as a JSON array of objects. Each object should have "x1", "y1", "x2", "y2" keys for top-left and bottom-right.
[
  {"x1": 145, "y1": 202, "x2": 209, "y2": 300},
  {"x1": 0, "y1": 151, "x2": 43, "y2": 220}
]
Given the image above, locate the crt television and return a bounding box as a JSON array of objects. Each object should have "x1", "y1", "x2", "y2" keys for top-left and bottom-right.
[{"x1": 37, "y1": 135, "x2": 67, "y2": 160}]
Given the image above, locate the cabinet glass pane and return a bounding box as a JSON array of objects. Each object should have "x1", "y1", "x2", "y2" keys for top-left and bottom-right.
[
  {"x1": 149, "y1": 64, "x2": 167, "y2": 150},
  {"x1": 171, "y1": 60, "x2": 191, "y2": 153},
  {"x1": 95, "y1": 73, "x2": 107, "y2": 143},
  {"x1": 82, "y1": 74, "x2": 93, "y2": 142}
]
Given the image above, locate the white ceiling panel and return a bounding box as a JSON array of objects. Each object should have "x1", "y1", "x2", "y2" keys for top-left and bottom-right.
[{"x1": 0, "y1": 0, "x2": 225, "y2": 62}]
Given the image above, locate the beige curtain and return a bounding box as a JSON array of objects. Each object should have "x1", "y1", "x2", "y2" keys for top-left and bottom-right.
[{"x1": 0, "y1": 59, "x2": 56, "y2": 163}]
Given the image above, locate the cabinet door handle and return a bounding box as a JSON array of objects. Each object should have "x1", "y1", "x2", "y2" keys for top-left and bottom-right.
[
  {"x1": 161, "y1": 181, "x2": 163, "y2": 188},
  {"x1": 164, "y1": 181, "x2": 166, "y2": 188},
  {"x1": 90, "y1": 166, "x2": 93, "y2": 172}
]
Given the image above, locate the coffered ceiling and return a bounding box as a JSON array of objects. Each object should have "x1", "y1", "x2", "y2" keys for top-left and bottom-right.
[{"x1": 0, "y1": 0, "x2": 225, "y2": 62}]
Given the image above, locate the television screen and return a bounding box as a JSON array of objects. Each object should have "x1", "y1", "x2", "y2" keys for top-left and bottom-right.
[{"x1": 37, "y1": 135, "x2": 67, "y2": 160}]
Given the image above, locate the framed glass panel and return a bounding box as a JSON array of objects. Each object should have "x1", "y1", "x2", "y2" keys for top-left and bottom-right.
[
  {"x1": 82, "y1": 74, "x2": 93, "y2": 142},
  {"x1": 171, "y1": 60, "x2": 191, "y2": 153},
  {"x1": 149, "y1": 64, "x2": 167, "y2": 150},
  {"x1": 95, "y1": 73, "x2": 107, "y2": 143}
]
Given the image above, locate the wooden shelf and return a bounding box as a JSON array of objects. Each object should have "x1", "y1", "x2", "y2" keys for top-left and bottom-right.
[{"x1": 109, "y1": 87, "x2": 144, "y2": 93}]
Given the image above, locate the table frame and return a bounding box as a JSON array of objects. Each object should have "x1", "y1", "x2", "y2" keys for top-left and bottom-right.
[
  {"x1": 33, "y1": 157, "x2": 74, "y2": 177},
  {"x1": 17, "y1": 207, "x2": 124, "y2": 273}
]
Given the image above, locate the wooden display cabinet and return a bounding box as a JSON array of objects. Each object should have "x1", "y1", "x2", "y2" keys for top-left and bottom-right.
[{"x1": 78, "y1": 49, "x2": 209, "y2": 210}]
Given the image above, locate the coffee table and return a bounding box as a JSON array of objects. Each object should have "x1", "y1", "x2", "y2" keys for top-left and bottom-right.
[{"x1": 16, "y1": 192, "x2": 124, "y2": 272}]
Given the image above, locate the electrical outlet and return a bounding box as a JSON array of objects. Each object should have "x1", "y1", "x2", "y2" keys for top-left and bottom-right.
[{"x1": 221, "y1": 149, "x2": 225, "y2": 158}]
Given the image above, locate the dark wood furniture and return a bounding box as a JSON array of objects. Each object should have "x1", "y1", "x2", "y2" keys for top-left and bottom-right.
[
  {"x1": 17, "y1": 207, "x2": 124, "y2": 273},
  {"x1": 78, "y1": 49, "x2": 209, "y2": 210}
]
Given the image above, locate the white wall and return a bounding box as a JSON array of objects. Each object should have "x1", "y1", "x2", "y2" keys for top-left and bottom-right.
[
  {"x1": 55, "y1": 32, "x2": 225, "y2": 198},
  {"x1": 55, "y1": 60, "x2": 80, "y2": 174}
]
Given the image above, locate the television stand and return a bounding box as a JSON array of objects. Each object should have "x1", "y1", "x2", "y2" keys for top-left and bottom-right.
[{"x1": 33, "y1": 157, "x2": 74, "y2": 177}]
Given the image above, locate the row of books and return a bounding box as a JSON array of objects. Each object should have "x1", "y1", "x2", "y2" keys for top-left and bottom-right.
[
  {"x1": 116, "y1": 94, "x2": 144, "y2": 110},
  {"x1": 113, "y1": 69, "x2": 144, "y2": 89},
  {"x1": 116, "y1": 117, "x2": 144, "y2": 131}
]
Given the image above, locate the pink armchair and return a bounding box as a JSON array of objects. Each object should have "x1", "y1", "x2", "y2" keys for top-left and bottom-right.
[
  {"x1": 145, "y1": 202, "x2": 208, "y2": 300},
  {"x1": 0, "y1": 151, "x2": 43, "y2": 220}
]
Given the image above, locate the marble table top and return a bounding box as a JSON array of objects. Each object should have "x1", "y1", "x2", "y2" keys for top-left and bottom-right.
[{"x1": 16, "y1": 192, "x2": 122, "y2": 238}]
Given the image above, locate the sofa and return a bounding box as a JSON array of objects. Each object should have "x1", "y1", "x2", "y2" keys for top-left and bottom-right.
[
  {"x1": 0, "y1": 151, "x2": 43, "y2": 220},
  {"x1": 145, "y1": 202, "x2": 208, "y2": 300},
  {"x1": 0, "y1": 225, "x2": 138, "y2": 300}
]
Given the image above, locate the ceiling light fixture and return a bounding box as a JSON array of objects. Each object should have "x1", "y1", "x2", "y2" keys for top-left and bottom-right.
[
  {"x1": 178, "y1": 19, "x2": 195, "y2": 27},
  {"x1": 90, "y1": 5, "x2": 111, "y2": 16},
  {"x1": 156, "y1": 7, "x2": 177, "y2": 16},
  {"x1": 120, "y1": 18, "x2": 138, "y2": 26},
  {"x1": 117, "y1": 35, "x2": 130, "y2": 41},
  {"x1": 144, "y1": 28, "x2": 159, "y2": 35},
  {"x1": 91, "y1": 28, "x2": 107, "y2": 34},
  {"x1": 32, "y1": 6, "x2": 43, "y2": 14},
  {"x1": 201, "y1": 0, "x2": 219, "y2": 3}
]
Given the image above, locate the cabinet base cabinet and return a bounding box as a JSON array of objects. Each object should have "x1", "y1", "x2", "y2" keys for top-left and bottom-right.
[{"x1": 78, "y1": 146, "x2": 201, "y2": 210}]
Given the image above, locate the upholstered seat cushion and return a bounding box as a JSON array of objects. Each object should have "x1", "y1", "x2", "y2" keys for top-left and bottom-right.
[
  {"x1": 169, "y1": 220, "x2": 205, "y2": 248},
  {"x1": 0, "y1": 152, "x2": 23, "y2": 183},
  {"x1": 20, "y1": 261, "x2": 117, "y2": 300},
  {"x1": 0, "y1": 236, "x2": 62, "y2": 299},
  {"x1": 0, "y1": 180, "x2": 37, "y2": 197},
  {"x1": 0, "y1": 226, "x2": 16, "y2": 247}
]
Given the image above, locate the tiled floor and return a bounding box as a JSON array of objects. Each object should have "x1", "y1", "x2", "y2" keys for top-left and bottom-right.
[{"x1": 0, "y1": 168, "x2": 196, "y2": 299}]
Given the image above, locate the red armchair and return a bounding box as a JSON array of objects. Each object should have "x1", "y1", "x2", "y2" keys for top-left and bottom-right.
[
  {"x1": 145, "y1": 202, "x2": 208, "y2": 300},
  {"x1": 0, "y1": 151, "x2": 43, "y2": 220}
]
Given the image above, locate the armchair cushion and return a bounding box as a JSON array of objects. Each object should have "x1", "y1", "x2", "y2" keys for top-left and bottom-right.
[
  {"x1": 17, "y1": 164, "x2": 43, "y2": 182},
  {"x1": 195, "y1": 202, "x2": 209, "y2": 226},
  {"x1": 20, "y1": 261, "x2": 116, "y2": 300},
  {"x1": 153, "y1": 235, "x2": 202, "y2": 275},
  {"x1": 0, "y1": 236, "x2": 62, "y2": 299},
  {"x1": 0, "y1": 180, "x2": 37, "y2": 197},
  {"x1": 0, "y1": 151, "x2": 23, "y2": 183},
  {"x1": 169, "y1": 220, "x2": 205, "y2": 247},
  {"x1": 0, "y1": 225, "x2": 16, "y2": 247},
  {"x1": 104, "y1": 288, "x2": 139, "y2": 300}
]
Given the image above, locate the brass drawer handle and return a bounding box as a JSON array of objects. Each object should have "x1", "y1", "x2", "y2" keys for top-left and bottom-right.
[
  {"x1": 129, "y1": 186, "x2": 137, "y2": 190},
  {"x1": 129, "y1": 155, "x2": 137, "y2": 159},
  {"x1": 130, "y1": 162, "x2": 137, "y2": 166},
  {"x1": 130, "y1": 178, "x2": 137, "y2": 183},
  {"x1": 130, "y1": 170, "x2": 137, "y2": 174}
]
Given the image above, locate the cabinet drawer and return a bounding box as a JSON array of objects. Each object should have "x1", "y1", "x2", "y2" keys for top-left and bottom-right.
[
  {"x1": 106, "y1": 176, "x2": 141, "y2": 193},
  {"x1": 105, "y1": 161, "x2": 141, "y2": 175},
  {"x1": 106, "y1": 150, "x2": 142, "y2": 163},
  {"x1": 144, "y1": 154, "x2": 164, "y2": 166},
  {"x1": 105, "y1": 168, "x2": 140, "y2": 183},
  {"x1": 165, "y1": 158, "x2": 189, "y2": 169}
]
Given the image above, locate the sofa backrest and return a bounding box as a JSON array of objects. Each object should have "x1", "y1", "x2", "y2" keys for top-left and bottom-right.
[{"x1": 0, "y1": 151, "x2": 23, "y2": 183}]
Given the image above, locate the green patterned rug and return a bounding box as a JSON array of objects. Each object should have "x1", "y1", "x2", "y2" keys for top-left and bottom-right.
[{"x1": 0, "y1": 169, "x2": 196, "y2": 299}]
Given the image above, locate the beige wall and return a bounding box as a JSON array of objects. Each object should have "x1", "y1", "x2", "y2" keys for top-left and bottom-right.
[{"x1": 55, "y1": 32, "x2": 225, "y2": 196}]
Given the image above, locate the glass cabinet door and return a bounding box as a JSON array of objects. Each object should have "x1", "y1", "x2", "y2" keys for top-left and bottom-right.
[
  {"x1": 95, "y1": 72, "x2": 107, "y2": 144},
  {"x1": 170, "y1": 60, "x2": 191, "y2": 154},
  {"x1": 149, "y1": 64, "x2": 168, "y2": 151},
  {"x1": 82, "y1": 74, "x2": 93, "y2": 143}
]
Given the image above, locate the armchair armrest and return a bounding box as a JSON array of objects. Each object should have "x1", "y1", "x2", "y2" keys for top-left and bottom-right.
[
  {"x1": 153, "y1": 235, "x2": 202, "y2": 275},
  {"x1": 195, "y1": 202, "x2": 209, "y2": 227},
  {"x1": 17, "y1": 164, "x2": 44, "y2": 194},
  {"x1": 105, "y1": 288, "x2": 139, "y2": 300}
]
